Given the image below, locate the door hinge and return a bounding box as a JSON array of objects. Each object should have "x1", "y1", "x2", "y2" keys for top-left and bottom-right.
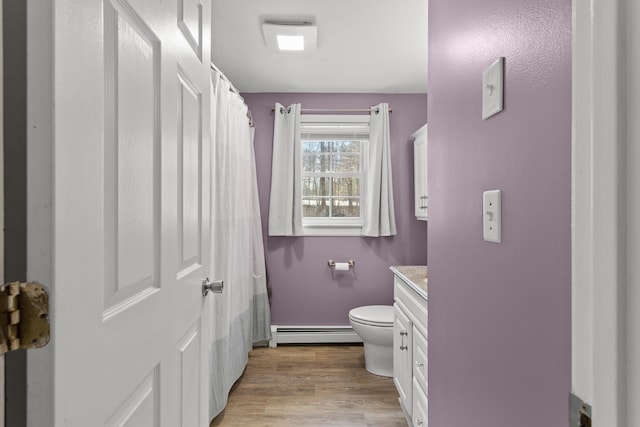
[
  {"x1": 570, "y1": 392, "x2": 592, "y2": 427},
  {"x1": 0, "y1": 282, "x2": 50, "y2": 355}
]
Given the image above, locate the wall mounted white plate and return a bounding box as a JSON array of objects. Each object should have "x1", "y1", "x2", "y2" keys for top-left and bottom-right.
[{"x1": 482, "y1": 57, "x2": 504, "y2": 120}]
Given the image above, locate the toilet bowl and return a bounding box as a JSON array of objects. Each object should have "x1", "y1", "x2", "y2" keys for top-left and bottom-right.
[{"x1": 348, "y1": 305, "x2": 394, "y2": 377}]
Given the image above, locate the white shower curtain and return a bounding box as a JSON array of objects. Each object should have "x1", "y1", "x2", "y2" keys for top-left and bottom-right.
[{"x1": 209, "y1": 71, "x2": 271, "y2": 420}]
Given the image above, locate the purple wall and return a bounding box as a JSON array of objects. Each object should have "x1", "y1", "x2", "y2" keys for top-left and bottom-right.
[
  {"x1": 428, "y1": 0, "x2": 571, "y2": 426},
  {"x1": 243, "y1": 93, "x2": 428, "y2": 325}
]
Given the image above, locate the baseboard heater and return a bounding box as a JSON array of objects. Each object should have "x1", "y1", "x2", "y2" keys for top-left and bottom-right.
[{"x1": 268, "y1": 325, "x2": 362, "y2": 348}]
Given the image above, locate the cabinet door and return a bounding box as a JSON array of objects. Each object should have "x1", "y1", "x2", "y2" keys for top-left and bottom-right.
[
  {"x1": 414, "y1": 130, "x2": 428, "y2": 220},
  {"x1": 413, "y1": 326, "x2": 428, "y2": 396},
  {"x1": 412, "y1": 377, "x2": 428, "y2": 427},
  {"x1": 394, "y1": 303, "x2": 413, "y2": 415}
]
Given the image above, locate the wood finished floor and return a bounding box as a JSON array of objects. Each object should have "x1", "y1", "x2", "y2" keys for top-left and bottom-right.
[{"x1": 210, "y1": 345, "x2": 408, "y2": 427}]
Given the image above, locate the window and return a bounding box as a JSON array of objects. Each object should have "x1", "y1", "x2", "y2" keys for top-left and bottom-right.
[{"x1": 300, "y1": 115, "x2": 369, "y2": 235}]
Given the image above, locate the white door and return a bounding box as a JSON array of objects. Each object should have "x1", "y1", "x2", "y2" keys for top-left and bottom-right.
[{"x1": 27, "y1": 0, "x2": 213, "y2": 425}]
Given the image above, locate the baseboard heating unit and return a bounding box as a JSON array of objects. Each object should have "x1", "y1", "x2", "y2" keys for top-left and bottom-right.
[{"x1": 269, "y1": 325, "x2": 362, "y2": 348}]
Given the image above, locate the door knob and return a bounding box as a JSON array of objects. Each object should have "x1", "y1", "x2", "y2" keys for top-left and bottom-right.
[{"x1": 202, "y1": 278, "x2": 224, "y2": 296}]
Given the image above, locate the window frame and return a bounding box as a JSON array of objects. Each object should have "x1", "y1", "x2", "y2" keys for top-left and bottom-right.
[{"x1": 299, "y1": 114, "x2": 370, "y2": 236}]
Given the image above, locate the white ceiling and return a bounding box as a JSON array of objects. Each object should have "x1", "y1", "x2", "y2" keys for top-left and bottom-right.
[{"x1": 211, "y1": 0, "x2": 428, "y2": 94}]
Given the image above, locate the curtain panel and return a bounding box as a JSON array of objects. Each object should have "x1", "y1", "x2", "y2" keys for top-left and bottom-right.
[
  {"x1": 362, "y1": 102, "x2": 397, "y2": 236},
  {"x1": 268, "y1": 103, "x2": 303, "y2": 236}
]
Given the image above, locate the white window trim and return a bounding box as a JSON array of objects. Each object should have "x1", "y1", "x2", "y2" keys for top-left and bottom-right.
[{"x1": 300, "y1": 114, "x2": 369, "y2": 236}]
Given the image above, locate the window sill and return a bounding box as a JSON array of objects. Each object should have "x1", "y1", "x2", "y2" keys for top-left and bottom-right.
[{"x1": 301, "y1": 224, "x2": 363, "y2": 237}]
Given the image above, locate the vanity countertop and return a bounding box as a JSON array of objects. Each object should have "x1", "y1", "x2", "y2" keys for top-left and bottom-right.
[{"x1": 390, "y1": 265, "x2": 428, "y2": 300}]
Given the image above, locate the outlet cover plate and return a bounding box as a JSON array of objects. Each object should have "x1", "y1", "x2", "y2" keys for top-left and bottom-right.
[
  {"x1": 482, "y1": 57, "x2": 504, "y2": 120},
  {"x1": 483, "y1": 190, "x2": 502, "y2": 243}
]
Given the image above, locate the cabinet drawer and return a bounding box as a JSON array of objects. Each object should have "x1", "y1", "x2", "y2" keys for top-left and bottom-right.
[
  {"x1": 394, "y1": 277, "x2": 428, "y2": 336},
  {"x1": 413, "y1": 326, "x2": 427, "y2": 396},
  {"x1": 412, "y1": 377, "x2": 428, "y2": 427}
]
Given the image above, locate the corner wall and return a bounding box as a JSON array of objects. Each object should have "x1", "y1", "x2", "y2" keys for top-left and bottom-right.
[
  {"x1": 244, "y1": 93, "x2": 428, "y2": 325},
  {"x1": 427, "y1": 0, "x2": 571, "y2": 426}
]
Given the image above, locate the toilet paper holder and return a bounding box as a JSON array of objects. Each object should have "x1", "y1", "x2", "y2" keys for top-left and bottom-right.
[{"x1": 327, "y1": 259, "x2": 355, "y2": 267}]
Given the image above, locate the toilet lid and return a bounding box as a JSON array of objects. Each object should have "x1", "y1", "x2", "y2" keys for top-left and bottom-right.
[{"x1": 349, "y1": 305, "x2": 394, "y2": 327}]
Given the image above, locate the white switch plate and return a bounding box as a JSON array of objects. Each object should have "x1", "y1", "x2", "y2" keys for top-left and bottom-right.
[
  {"x1": 483, "y1": 190, "x2": 502, "y2": 243},
  {"x1": 482, "y1": 57, "x2": 504, "y2": 120}
]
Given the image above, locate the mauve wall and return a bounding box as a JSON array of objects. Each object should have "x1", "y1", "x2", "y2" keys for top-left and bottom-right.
[
  {"x1": 428, "y1": 0, "x2": 571, "y2": 426},
  {"x1": 243, "y1": 93, "x2": 428, "y2": 325}
]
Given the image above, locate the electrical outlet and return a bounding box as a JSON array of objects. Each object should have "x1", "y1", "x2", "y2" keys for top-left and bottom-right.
[{"x1": 483, "y1": 190, "x2": 501, "y2": 243}]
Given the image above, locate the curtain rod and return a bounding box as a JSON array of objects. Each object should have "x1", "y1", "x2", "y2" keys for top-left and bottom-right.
[
  {"x1": 210, "y1": 62, "x2": 240, "y2": 95},
  {"x1": 210, "y1": 63, "x2": 254, "y2": 127},
  {"x1": 271, "y1": 107, "x2": 393, "y2": 114}
]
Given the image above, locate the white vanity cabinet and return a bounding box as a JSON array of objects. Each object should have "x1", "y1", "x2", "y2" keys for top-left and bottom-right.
[
  {"x1": 391, "y1": 268, "x2": 428, "y2": 427},
  {"x1": 412, "y1": 124, "x2": 428, "y2": 221}
]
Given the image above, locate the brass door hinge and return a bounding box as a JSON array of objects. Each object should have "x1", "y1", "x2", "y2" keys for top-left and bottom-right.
[
  {"x1": 0, "y1": 282, "x2": 50, "y2": 355},
  {"x1": 570, "y1": 392, "x2": 592, "y2": 427}
]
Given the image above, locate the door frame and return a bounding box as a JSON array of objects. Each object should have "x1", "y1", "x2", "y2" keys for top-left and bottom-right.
[
  {"x1": 572, "y1": 0, "x2": 631, "y2": 424},
  {"x1": 10, "y1": 0, "x2": 631, "y2": 425},
  {"x1": 25, "y1": 1, "x2": 54, "y2": 424},
  {"x1": 0, "y1": 0, "x2": 5, "y2": 424}
]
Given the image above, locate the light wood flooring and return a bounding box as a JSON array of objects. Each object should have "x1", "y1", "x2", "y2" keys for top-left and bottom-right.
[{"x1": 210, "y1": 345, "x2": 408, "y2": 427}]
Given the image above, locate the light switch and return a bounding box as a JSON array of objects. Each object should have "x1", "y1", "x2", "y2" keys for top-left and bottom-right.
[
  {"x1": 483, "y1": 190, "x2": 501, "y2": 243},
  {"x1": 482, "y1": 57, "x2": 504, "y2": 120}
]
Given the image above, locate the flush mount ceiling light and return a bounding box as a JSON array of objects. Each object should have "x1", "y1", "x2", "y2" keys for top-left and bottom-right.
[{"x1": 262, "y1": 22, "x2": 317, "y2": 52}]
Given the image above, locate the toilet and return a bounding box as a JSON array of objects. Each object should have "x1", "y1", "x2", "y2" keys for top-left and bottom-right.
[{"x1": 348, "y1": 305, "x2": 394, "y2": 377}]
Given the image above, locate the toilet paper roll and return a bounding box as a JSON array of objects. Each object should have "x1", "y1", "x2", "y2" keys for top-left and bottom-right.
[{"x1": 334, "y1": 262, "x2": 350, "y2": 271}]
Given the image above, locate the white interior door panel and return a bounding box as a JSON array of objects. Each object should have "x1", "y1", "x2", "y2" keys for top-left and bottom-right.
[{"x1": 27, "y1": 0, "x2": 212, "y2": 425}]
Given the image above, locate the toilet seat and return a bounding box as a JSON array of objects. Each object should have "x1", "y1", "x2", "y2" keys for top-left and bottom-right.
[{"x1": 349, "y1": 305, "x2": 393, "y2": 327}]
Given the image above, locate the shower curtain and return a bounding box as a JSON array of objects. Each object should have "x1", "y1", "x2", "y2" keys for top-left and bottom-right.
[{"x1": 209, "y1": 70, "x2": 271, "y2": 420}]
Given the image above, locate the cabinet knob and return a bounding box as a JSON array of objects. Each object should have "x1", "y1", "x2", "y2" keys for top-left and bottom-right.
[
  {"x1": 400, "y1": 331, "x2": 408, "y2": 336},
  {"x1": 417, "y1": 419, "x2": 424, "y2": 426},
  {"x1": 400, "y1": 345, "x2": 408, "y2": 351},
  {"x1": 415, "y1": 361, "x2": 424, "y2": 368}
]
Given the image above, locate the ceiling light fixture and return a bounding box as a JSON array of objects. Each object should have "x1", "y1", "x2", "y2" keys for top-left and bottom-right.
[
  {"x1": 262, "y1": 22, "x2": 317, "y2": 52},
  {"x1": 276, "y1": 35, "x2": 305, "y2": 51}
]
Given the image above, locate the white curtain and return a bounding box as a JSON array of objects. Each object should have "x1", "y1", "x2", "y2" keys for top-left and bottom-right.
[
  {"x1": 268, "y1": 103, "x2": 303, "y2": 236},
  {"x1": 362, "y1": 102, "x2": 397, "y2": 236},
  {"x1": 209, "y1": 71, "x2": 271, "y2": 420}
]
